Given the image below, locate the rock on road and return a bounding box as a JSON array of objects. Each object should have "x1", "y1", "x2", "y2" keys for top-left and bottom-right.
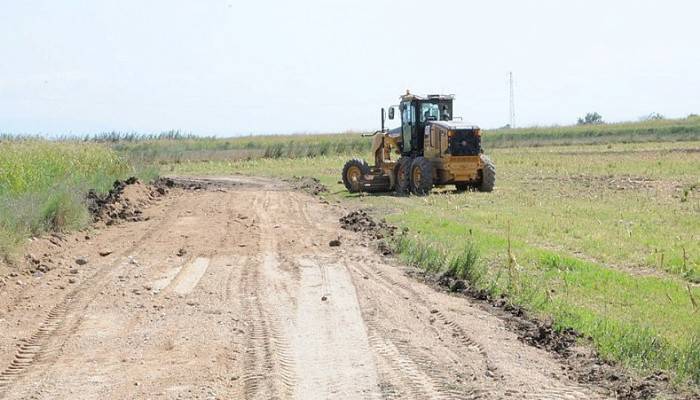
[{"x1": 0, "y1": 176, "x2": 608, "y2": 399}]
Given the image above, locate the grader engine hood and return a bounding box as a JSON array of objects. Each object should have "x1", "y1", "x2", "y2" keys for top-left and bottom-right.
[{"x1": 448, "y1": 128, "x2": 481, "y2": 156}]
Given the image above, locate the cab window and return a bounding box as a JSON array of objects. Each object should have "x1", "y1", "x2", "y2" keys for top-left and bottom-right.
[
  {"x1": 420, "y1": 103, "x2": 440, "y2": 122},
  {"x1": 402, "y1": 102, "x2": 414, "y2": 124}
]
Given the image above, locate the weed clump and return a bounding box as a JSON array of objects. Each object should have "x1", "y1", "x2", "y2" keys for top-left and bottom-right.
[{"x1": 394, "y1": 233, "x2": 484, "y2": 285}]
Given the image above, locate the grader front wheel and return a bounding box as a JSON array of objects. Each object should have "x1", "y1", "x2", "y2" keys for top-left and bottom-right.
[
  {"x1": 394, "y1": 157, "x2": 412, "y2": 195},
  {"x1": 410, "y1": 157, "x2": 433, "y2": 196},
  {"x1": 342, "y1": 158, "x2": 370, "y2": 193}
]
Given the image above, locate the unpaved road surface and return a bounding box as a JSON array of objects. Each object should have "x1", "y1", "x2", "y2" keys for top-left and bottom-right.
[{"x1": 0, "y1": 176, "x2": 610, "y2": 399}]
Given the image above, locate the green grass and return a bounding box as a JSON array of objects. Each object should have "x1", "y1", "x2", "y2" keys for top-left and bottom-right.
[
  {"x1": 0, "y1": 141, "x2": 155, "y2": 259},
  {"x1": 163, "y1": 139, "x2": 700, "y2": 385}
]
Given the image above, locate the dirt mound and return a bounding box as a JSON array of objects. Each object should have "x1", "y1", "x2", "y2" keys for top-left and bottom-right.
[
  {"x1": 575, "y1": 359, "x2": 673, "y2": 400},
  {"x1": 340, "y1": 210, "x2": 398, "y2": 255},
  {"x1": 340, "y1": 210, "x2": 396, "y2": 239},
  {"x1": 285, "y1": 176, "x2": 328, "y2": 196},
  {"x1": 86, "y1": 177, "x2": 168, "y2": 225},
  {"x1": 154, "y1": 177, "x2": 175, "y2": 190}
]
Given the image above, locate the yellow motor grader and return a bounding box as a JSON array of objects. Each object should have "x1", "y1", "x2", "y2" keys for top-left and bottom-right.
[{"x1": 342, "y1": 92, "x2": 495, "y2": 195}]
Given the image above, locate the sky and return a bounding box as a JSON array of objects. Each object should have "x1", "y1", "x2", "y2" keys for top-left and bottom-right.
[{"x1": 1, "y1": 0, "x2": 700, "y2": 136}]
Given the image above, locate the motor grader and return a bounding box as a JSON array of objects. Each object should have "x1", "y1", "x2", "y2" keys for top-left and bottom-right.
[{"x1": 342, "y1": 92, "x2": 495, "y2": 195}]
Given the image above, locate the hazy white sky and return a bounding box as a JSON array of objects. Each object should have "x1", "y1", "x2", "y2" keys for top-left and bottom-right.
[{"x1": 2, "y1": 0, "x2": 699, "y2": 136}]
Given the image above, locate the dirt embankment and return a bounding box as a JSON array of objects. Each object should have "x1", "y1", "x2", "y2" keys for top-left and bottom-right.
[{"x1": 86, "y1": 177, "x2": 172, "y2": 225}]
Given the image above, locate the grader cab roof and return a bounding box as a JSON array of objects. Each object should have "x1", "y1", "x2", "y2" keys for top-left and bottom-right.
[{"x1": 400, "y1": 93, "x2": 455, "y2": 102}]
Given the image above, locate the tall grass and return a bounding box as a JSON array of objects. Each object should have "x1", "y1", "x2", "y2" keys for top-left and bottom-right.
[
  {"x1": 114, "y1": 132, "x2": 372, "y2": 164},
  {"x1": 0, "y1": 141, "x2": 137, "y2": 259},
  {"x1": 394, "y1": 233, "x2": 484, "y2": 283},
  {"x1": 107, "y1": 116, "x2": 700, "y2": 164},
  {"x1": 0, "y1": 142, "x2": 129, "y2": 195}
]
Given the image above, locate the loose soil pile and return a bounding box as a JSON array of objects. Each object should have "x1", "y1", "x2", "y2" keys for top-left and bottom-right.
[
  {"x1": 86, "y1": 177, "x2": 169, "y2": 225},
  {"x1": 285, "y1": 176, "x2": 328, "y2": 196},
  {"x1": 339, "y1": 210, "x2": 397, "y2": 239},
  {"x1": 339, "y1": 209, "x2": 398, "y2": 255}
]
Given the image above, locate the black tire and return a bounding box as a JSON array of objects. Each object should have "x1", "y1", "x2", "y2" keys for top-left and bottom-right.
[
  {"x1": 479, "y1": 155, "x2": 496, "y2": 192},
  {"x1": 394, "y1": 157, "x2": 412, "y2": 195},
  {"x1": 342, "y1": 158, "x2": 370, "y2": 193},
  {"x1": 410, "y1": 157, "x2": 433, "y2": 196},
  {"x1": 454, "y1": 183, "x2": 471, "y2": 192}
]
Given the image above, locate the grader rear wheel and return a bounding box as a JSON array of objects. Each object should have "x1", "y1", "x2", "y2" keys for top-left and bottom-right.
[{"x1": 479, "y1": 155, "x2": 496, "y2": 192}]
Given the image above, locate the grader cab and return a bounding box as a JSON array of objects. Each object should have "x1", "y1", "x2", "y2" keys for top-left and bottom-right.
[{"x1": 342, "y1": 92, "x2": 495, "y2": 195}]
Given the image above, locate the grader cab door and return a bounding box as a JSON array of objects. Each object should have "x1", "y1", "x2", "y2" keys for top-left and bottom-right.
[{"x1": 400, "y1": 101, "x2": 415, "y2": 153}]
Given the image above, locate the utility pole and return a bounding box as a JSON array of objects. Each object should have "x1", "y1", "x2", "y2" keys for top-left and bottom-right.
[{"x1": 509, "y1": 72, "x2": 516, "y2": 129}]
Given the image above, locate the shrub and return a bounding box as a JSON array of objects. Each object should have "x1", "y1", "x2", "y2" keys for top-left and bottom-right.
[{"x1": 577, "y1": 112, "x2": 604, "y2": 125}]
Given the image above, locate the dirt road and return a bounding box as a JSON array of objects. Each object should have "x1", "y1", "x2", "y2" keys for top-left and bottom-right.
[{"x1": 0, "y1": 176, "x2": 610, "y2": 399}]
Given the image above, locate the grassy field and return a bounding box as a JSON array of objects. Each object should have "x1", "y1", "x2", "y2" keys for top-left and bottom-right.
[
  {"x1": 165, "y1": 139, "x2": 700, "y2": 385},
  {"x1": 0, "y1": 141, "x2": 154, "y2": 259}
]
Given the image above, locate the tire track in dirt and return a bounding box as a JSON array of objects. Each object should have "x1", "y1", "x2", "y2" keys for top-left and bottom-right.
[
  {"x1": 240, "y1": 260, "x2": 277, "y2": 399},
  {"x1": 294, "y1": 192, "x2": 326, "y2": 232},
  {"x1": 258, "y1": 192, "x2": 298, "y2": 399},
  {"x1": 24, "y1": 190, "x2": 258, "y2": 399},
  {"x1": 295, "y1": 193, "x2": 484, "y2": 399},
  {"x1": 291, "y1": 256, "x2": 380, "y2": 399},
  {"x1": 0, "y1": 200, "x2": 179, "y2": 397},
  {"x1": 239, "y1": 191, "x2": 297, "y2": 399},
  {"x1": 347, "y1": 263, "x2": 485, "y2": 400},
  {"x1": 258, "y1": 191, "x2": 382, "y2": 399},
  {"x1": 354, "y1": 259, "x2": 495, "y2": 371},
  {"x1": 345, "y1": 254, "x2": 599, "y2": 400},
  {"x1": 222, "y1": 191, "x2": 257, "y2": 303}
]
